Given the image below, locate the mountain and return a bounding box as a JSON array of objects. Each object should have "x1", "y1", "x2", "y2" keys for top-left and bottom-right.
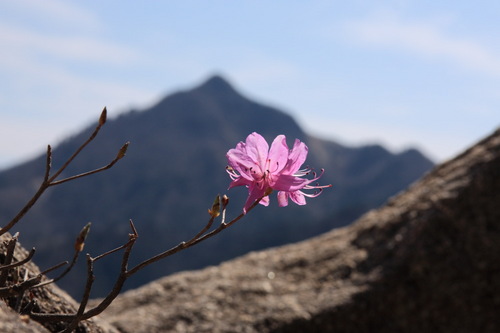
[
  {"x1": 0, "y1": 75, "x2": 433, "y2": 297},
  {"x1": 99, "y1": 127, "x2": 500, "y2": 333}
]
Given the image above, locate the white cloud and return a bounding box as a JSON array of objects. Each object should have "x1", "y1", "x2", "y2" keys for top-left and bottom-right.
[
  {"x1": 0, "y1": 22, "x2": 141, "y2": 65},
  {"x1": 345, "y1": 12, "x2": 500, "y2": 76},
  {"x1": 0, "y1": 0, "x2": 100, "y2": 30}
]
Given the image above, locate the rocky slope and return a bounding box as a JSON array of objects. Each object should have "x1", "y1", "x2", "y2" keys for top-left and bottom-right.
[
  {"x1": 0, "y1": 232, "x2": 118, "y2": 333},
  {"x1": 96, "y1": 127, "x2": 500, "y2": 332}
]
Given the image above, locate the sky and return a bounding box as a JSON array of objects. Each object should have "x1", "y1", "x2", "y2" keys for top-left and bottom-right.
[{"x1": 0, "y1": 1, "x2": 499, "y2": 170}]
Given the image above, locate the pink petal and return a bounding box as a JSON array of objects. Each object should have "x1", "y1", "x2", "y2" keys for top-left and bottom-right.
[
  {"x1": 282, "y1": 139, "x2": 308, "y2": 174},
  {"x1": 272, "y1": 174, "x2": 309, "y2": 192},
  {"x1": 259, "y1": 195, "x2": 270, "y2": 206},
  {"x1": 268, "y1": 135, "x2": 289, "y2": 174},
  {"x1": 244, "y1": 133, "x2": 268, "y2": 171},
  {"x1": 226, "y1": 149, "x2": 257, "y2": 181},
  {"x1": 243, "y1": 183, "x2": 267, "y2": 214},
  {"x1": 289, "y1": 191, "x2": 307, "y2": 205},
  {"x1": 277, "y1": 191, "x2": 289, "y2": 207},
  {"x1": 227, "y1": 176, "x2": 251, "y2": 189}
]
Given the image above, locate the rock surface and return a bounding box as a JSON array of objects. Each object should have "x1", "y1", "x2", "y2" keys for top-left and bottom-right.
[
  {"x1": 0, "y1": 232, "x2": 118, "y2": 333},
  {"x1": 0, "y1": 301, "x2": 48, "y2": 333},
  {"x1": 97, "y1": 128, "x2": 500, "y2": 333}
]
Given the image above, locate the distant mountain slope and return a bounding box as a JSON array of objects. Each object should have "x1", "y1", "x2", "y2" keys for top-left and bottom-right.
[{"x1": 0, "y1": 75, "x2": 434, "y2": 297}]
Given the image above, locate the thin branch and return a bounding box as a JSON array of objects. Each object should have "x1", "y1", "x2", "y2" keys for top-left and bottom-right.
[
  {"x1": 0, "y1": 234, "x2": 19, "y2": 286},
  {"x1": 31, "y1": 222, "x2": 91, "y2": 289},
  {"x1": 126, "y1": 195, "x2": 263, "y2": 277},
  {"x1": 58, "y1": 255, "x2": 95, "y2": 333},
  {"x1": 43, "y1": 145, "x2": 52, "y2": 183},
  {"x1": 0, "y1": 109, "x2": 120, "y2": 236},
  {"x1": 0, "y1": 273, "x2": 43, "y2": 298},
  {"x1": 29, "y1": 261, "x2": 69, "y2": 290},
  {"x1": 92, "y1": 226, "x2": 136, "y2": 262},
  {"x1": 32, "y1": 221, "x2": 140, "y2": 324},
  {"x1": 77, "y1": 221, "x2": 138, "y2": 321},
  {"x1": 49, "y1": 142, "x2": 129, "y2": 187},
  {"x1": 187, "y1": 215, "x2": 216, "y2": 246},
  {"x1": 48, "y1": 108, "x2": 107, "y2": 183},
  {"x1": 39, "y1": 261, "x2": 68, "y2": 276},
  {"x1": 0, "y1": 171, "x2": 51, "y2": 237},
  {"x1": 0, "y1": 248, "x2": 35, "y2": 272},
  {"x1": 30, "y1": 196, "x2": 263, "y2": 325},
  {"x1": 14, "y1": 269, "x2": 30, "y2": 312}
]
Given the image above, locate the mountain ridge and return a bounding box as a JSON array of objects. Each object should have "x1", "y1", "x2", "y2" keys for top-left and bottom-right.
[{"x1": 0, "y1": 75, "x2": 433, "y2": 297}]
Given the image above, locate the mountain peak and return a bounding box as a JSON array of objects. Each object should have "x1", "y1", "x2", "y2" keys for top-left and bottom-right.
[{"x1": 194, "y1": 75, "x2": 239, "y2": 97}]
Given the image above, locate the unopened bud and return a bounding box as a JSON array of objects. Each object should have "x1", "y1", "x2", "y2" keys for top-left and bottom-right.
[
  {"x1": 99, "y1": 107, "x2": 107, "y2": 125},
  {"x1": 208, "y1": 195, "x2": 221, "y2": 218},
  {"x1": 221, "y1": 194, "x2": 229, "y2": 207},
  {"x1": 74, "y1": 222, "x2": 91, "y2": 252},
  {"x1": 117, "y1": 142, "x2": 129, "y2": 160}
]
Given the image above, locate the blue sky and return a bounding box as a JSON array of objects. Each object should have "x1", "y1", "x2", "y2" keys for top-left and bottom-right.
[{"x1": 0, "y1": 1, "x2": 499, "y2": 169}]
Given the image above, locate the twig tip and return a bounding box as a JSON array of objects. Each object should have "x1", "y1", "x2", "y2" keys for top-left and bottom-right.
[{"x1": 99, "y1": 107, "x2": 107, "y2": 125}]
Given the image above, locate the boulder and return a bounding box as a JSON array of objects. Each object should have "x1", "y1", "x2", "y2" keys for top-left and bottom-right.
[{"x1": 98, "y1": 128, "x2": 500, "y2": 332}]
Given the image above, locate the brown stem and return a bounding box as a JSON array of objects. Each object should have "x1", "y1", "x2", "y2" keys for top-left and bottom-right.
[
  {"x1": 59, "y1": 254, "x2": 95, "y2": 333},
  {"x1": 0, "y1": 248, "x2": 35, "y2": 272},
  {"x1": 0, "y1": 108, "x2": 124, "y2": 236},
  {"x1": 80, "y1": 224, "x2": 137, "y2": 320},
  {"x1": 48, "y1": 108, "x2": 107, "y2": 183},
  {"x1": 126, "y1": 196, "x2": 262, "y2": 277},
  {"x1": 0, "y1": 273, "x2": 43, "y2": 298},
  {"x1": 0, "y1": 170, "x2": 51, "y2": 237},
  {"x1": 0, "y1": 234, "x2": 19, "y2": 286},
  {"x1": 30, "y1": 197, "x2": 263, "y2": 324},
  {"x1": 49, "y1": 142, "x2": 129, "y2": 187}
]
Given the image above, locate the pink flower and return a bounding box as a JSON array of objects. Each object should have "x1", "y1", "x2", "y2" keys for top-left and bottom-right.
[{"x1": 226, "y1": 132, "x2": 331, "y2": 213}]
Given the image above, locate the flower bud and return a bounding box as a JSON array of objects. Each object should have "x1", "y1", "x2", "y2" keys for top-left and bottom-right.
[
  {"x1": 221, "y1": 194, "x2": 229, "y2": 207},
  {"x1": 99, "y1": 107, "x2": 107, "y2": 125},
  {"x1": 74, "y1": 222, "x2": 91, "y2": 252},
  {"x1": 117, "y1": 142, "x2": 130, "y2": 160},
  {"x1": 208, "y1": 195, "x2": 221, "y2": 217}
]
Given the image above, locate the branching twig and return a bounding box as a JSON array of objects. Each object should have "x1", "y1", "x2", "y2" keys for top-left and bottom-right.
[
  {"x1": 47, "y1": 109, "x2": 108, "y2": 184},
  {"x1": 33, "y1": 223, "x2": 92, "y2": 289},
  {"x1": 126, "y1": 195, "x2": 257, "y2": 276},
  {"x1": 0, "y1": 108, "x2": 128, "y2": 236},
  {"x1": 49, "y1": 142, "x2": 129, "y2": 187},
  {"x1": 58, "y1": 254, "x2": 96, "y2": 333},
  {"x1": 30, "y1": 196, "x2": 263, "y2": 325},
  {"x1": 0, "y1": 273, "x2": 43, "y2": 298},
  {"x1": 0, "y1": 233, "x2": 19, "y2": 286},
  {"x1": 0, "y1": 107, "x2": 276, "y2": 331},
  {"x1": 0, "y1": 248, "x2": 35, "y2": 272}
]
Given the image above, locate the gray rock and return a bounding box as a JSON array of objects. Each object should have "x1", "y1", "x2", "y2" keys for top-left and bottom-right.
[
  {"x1": 0, "y1": 232, "x2": 118, "y2": 333},
  {"x1": 0, "y1": 301, "x2": 48, "y2": 333},
  {"x1": 98, "y1": 127, "x2": 500, "y2": 333}
]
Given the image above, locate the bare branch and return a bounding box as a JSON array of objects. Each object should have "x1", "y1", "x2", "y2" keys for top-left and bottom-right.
[
  {"x1": 0, "y1": 234, "x2": 19, "y2": 286},
  {"x1": 44, "y1": 145, "x2": 52, "y2": 183},
  {"x1": 49, "y1": 142, "x2": 129, "y2": 186},
  {"x1": 126, "y1": 195, "x2": 263, "y2": 277},
  {"x1": 59, "y1": 254, "x2": 96, "y2": 333},
  {"x1": 48, "y1": 107, "x2": 108, "y2": 183},
  {"x1": 0, "y1": 109, "x2": 127, "y2": 236},
  {"x1": 0, "y1": 273, "x2": 43, "y2": 298},
  {"x1": 0, "y1": 248, "x2": 35, "y2": 272}
]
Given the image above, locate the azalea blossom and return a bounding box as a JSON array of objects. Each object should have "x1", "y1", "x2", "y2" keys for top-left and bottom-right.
[{"x1": 226, "y1": 132, "x2": 331, "y2": 213}]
